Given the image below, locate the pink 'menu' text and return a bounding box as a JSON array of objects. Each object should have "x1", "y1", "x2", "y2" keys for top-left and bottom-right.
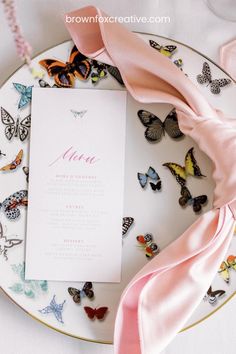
[{"x1": 49, "y1": 146, "x2": 100, "y2": 167}]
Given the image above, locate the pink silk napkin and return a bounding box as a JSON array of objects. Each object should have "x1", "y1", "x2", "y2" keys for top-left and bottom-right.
[{"x1": 64, "y1": 6, "x2": 236, "y2": 354}]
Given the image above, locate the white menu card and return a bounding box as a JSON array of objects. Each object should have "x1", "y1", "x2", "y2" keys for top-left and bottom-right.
[{"x1": 25, "y1": 88, "x2": 127, "y2": 282}]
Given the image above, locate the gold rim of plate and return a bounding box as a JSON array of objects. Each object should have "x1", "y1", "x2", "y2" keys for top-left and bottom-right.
[{"x1": 0, "y1": 33, "x2": 235, "y2": 344}]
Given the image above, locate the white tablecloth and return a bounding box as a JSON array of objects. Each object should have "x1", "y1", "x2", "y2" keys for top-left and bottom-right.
[{"x1": 0, "y1": 1, "x2": 235, "y2": 353}]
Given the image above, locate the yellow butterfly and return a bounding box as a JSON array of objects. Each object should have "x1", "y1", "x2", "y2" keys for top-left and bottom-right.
[
  {"x1": 218, "y1": 255, "x2": 236, "y2": 283},
  {"x1": 163, "y1": 147, "x2": 205, "y2": 186},
  {"x1": 0, "y1": 149, "x2": 23, "y2": 172},
  {"x1": 149, "y1": 40, "x2": 177, "y2": 58},
  {"x1": 30, "y1": 67, "x2": 45, "y2": 80}
]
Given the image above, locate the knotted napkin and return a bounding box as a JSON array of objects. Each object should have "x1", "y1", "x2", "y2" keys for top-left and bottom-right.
[{"x1": 64, "y1": 6, "x2": 236, "y2": 354}]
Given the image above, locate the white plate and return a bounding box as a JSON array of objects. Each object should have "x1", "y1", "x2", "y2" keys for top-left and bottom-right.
[{"x1": 0, "y1": 33, "x2": 235, "y2": 343}]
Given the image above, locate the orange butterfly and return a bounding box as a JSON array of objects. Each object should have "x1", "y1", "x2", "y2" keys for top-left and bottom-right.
[
  {"x1": 39, "y1": 45, "x2": 91, "y2": 87},
  {"x1": 0, "y1": 149, "x2": 23, "y2": 172},
  {"x1": 136, "y1": 233, "x2": 160, "y2": 258}
]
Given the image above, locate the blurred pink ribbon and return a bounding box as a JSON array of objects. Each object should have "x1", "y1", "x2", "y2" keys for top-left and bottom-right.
[{"x1": 64, "y1": 6, "x2": 236, "y2": 354}]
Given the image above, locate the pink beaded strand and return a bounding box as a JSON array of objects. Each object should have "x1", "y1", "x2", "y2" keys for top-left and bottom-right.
[{"x1": 1, "y1": 0, "x2": 32, "y2": 64}]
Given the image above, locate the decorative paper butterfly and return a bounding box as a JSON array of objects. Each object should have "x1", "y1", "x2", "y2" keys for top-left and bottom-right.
[
  {"x1": 218, "y1": 255, "x2": 236, "y2": 283},
  {"x1": 68, "y1": 282, "x2": 94, "y2": 304},
  {"x1": 39, "y1": 45, "x2": 91, "y2": 87},
  {"x1": 173, "y1": 59, "x2": 188, "y2": 76},
  {"x1": 91, "y1": 60, "x2": 107, "y2": 84},
  {"x1": 9, "y1": 262, "x2": 47, "y2": 298},
  {"x1": 0, "y1": 222, "x2": 22, "y2": 260},
  {"x1": 106, "y1": 65, "x2": 124, "y2": 85},
  {"x1": 0, "y1": 190, "x2": 28, "y2": 220},
  {"x1": 203, "y1": 286, "x2": 226, "y2": 305},
  {"x1": 196, "y1": 62, "x2": 231, "y2": 94},
  {"x1": 70, "y1": 109, "x2": 87, "y2": 119},
  {"x1": 138, "y1": 166, "x2": 162, "y2": 191},
  {"x1": 149, "y1": 40, "x2": 185, "y2": 73},
  {"x1": 173, "y1": 58, "x2": 183, "y2": 68},
  {"x1": 0, "y1": 150, "x2": 6, "y2": 157},
  {"x1": 136, "y1": 233, "x2": 160, "y2": 259},
  {"x1": 163, "y1": 147, "x2": 205, "y2": 187},
  {"x1": 179, "y1": 186, "x2": 207, "y2": 213},
  {"x1": 30, "y1": 67, "x2": 44, "y2": 80},
  {"x1": 0, "y1": 149, "x2": 23, "y2": 172},
  {"x1": 22, "y1": 166, "x2": 29, "y2": 183},
  {"x1": 84, "y1": 306, "x2": 108, "y2": 320},
  {"x1": 39, "y1": 295, "x2": 66, "y2": 323},
  {"x1": 122, "y1": 217, "x2": 134, "y2": 238},
  {"x1": 149, "y1": 40, "x2": 177, "y2": 57},
  {"x1": 13, "y1": 83, "x2": 33, "y2": 109},
  {"x1": 38, "y1": 79, "x2": 59, "y2": 88},
  {"x1": 1, "y1": 107, "x2": 31, "y2": 141},
  {"x1": 138, "y1": 109, "x2": 183, "y2": 142}
]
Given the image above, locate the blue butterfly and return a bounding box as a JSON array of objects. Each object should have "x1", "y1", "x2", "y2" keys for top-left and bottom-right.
[
  {"x1": 39, "y1": 295, "x2": 66, "y2": 323},
  {"x1": 13, "y1": 83, "x2": 33, "y2": 109},
  {"x1": 137, "y1": 166, "x2": 162, "y2": 191}
]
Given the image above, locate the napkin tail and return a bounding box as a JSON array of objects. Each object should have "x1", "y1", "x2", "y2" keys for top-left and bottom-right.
[{"x1": 114, "y1": 205, "x2": 235, "y2": 354}]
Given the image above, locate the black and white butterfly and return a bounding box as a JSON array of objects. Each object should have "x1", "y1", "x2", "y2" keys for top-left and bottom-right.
[
  {"x1": 196, "y1": 62, "x2": 231, "y2": 94},
  {"x1": 122, "y1": 217, "x2": 134, "y2": 238},
  {"x1": 138, "y1": 109, "x2": 183, "y2": 143},
  {"x1": 203, "y1": 286, "x2": 226, "y2": 305},
  {"x1": 179, "y1": 186, "x2": 207, "y2": 213},
  {"x1": 38, "y1": 79, "x2": 59, "y2": 88},
  {"x1": 1, "y1": 107, "x2": 31, "y2": 142},
  {"x1": 68, "y1": 282, "x2": 94, "y2": 304},
  {"x1": 0, "y1": 221, "x2": 23, "y2": 261}
]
